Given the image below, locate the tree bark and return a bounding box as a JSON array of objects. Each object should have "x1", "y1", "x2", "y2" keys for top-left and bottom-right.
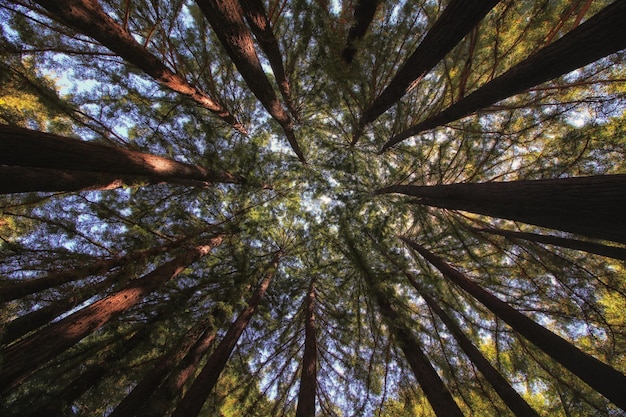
[
  {"x1": 341, "y1": 0, "x2": 384, "y2": 64},
  {"x1": 407, "y1": 276, "x2": 541, "y2": 417},
  {"x1": 354, "y1": 0, "x2": 500, "y2": 144},
  {"x1": 295, "y1": 279, "x2": 317, "y2": 417},
  {"x1": 402, "y1": 237, "x2": 626, "y2": 411},
  {"x1": 377, "y1": 174, "x2": 626, "y2": 244},
  {"x1": 108, "y1": 314, "x2": 218, "y2": 417},
  {"x1": 195, "y1": 0, "x2": 305, "y2": 162},
  {"x1": 0, "y1": 237, "x2": 223, "y2": 393},
  {"x1": 382, "y1": 0, "x2": 626, "y2": 151},
  {"x1": 473, "y1": 227, "x2": 626, "y2": 262},
  {"x1": 239, "y1": 0, "x2": 299, "y2": 120},
  {"x1": 32, "y1": 0, "x2": 246, "y2": 134},
  {"x1": 171, "y1": 251, "x2": 281, "y2": 417},
  {"x1": 0, "y1": 125, "x2": 243, "y2": 194}
]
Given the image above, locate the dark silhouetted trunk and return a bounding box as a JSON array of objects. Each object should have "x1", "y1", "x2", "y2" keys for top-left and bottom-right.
[
  {"x1": 383, "y1": 0, "x2": 626, "y2": 150},
  {"x1": 171, "y1": 251, "x2": 281, "y2": 417},
  {"x1": 195, "y1": 0, "x2": 305, "y2": 162},
  {"x1": 239, "y1": 0, "x2": 299, "y2": 119},
  {"x1": 359, "y1": 0, "x2": 499, "y2": 129},
  {"x1": 295, "y1": 279, "x2": 317, "y2": 417},
  {"x1": 473, "y1": 227, "x2": 626, "y2": 261},
  {"x1": 33, "y1": 0, "x2": 246, "y2": 133},
  {"x1": 402, "y1": 237, "x2": 626, "y2": 411},
  {"x1": 108, "y1": 314, "x2": 218, "y2": 417},
  {"x1": 0, "y1": 125, "x2": 243, "y2": 194},
  {"x1": 0, "y1": 237, "x2": 223, "y2": 393},
  {"x1": 341, "y1": 0, "x2": 384, "y2": 64},
  {"x1": 377, "y1": 174, "x2": 626, "y2": 244},
  {"x1": 407, "y1": 276, "x2": 541, "y2": 417}
]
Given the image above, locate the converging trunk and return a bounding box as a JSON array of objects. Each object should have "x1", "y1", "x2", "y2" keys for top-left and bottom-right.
[
  {"x1": 33, "y1": 0, "x2": 246, "y2": 133},
  {"x1": 402, "y1": 237, "x2": 626, "y2": 411},
  {"x1": 295, "y1": 279, "x2": 318, "y2": 417},
  {"x1": 195, "y1": 0, "x2": 305, "y2": 162},
  {"x1": 382, "y1": 0, "x2": 626, "y2": 150},
  {"x1": 341, "y1": 0, "x2": 384, "y2": 64},
  {"x1": 0, "y1": 237, "x2": 223, "y2": 393},
  {"x1": 378, "y1": 175, "x2": 626, "y2": 244},
  {"x1": 171, "y1": 251, "x2": 281, "y2": 417}
]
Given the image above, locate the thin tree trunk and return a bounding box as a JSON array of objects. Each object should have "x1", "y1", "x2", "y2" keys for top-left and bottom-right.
[
  {"x1": 295, "y1": 279, "x2": 317, "y2": 417},
  {"x1": 0, "y1": 125, "x2": 243, "y2": 193},
  {"x1": 377, "y1": 174, "x2": 626, "y2": 244},
  {"x1": 341, "y1": 0, "x2": 384, "y2": 64},
  {"x1": 107, "y1": 314, "x2": 218, "y2": 417},
  {"x1": 354, "y1": 0, "x2": 501, "y2": 143},
  {"x1": 195, "y1": 0, "x2": 305, "y2": 162},
  {"x1": 343, "y1": 235, "x2": 464, "y2": 417},
  {"x1": 473, "y1": 227, "x2": 626, "y2": 262},
  {"x1": 382, "y1": 0, "x2": 626, "y2": 151},
  {"x1": 407, "y1": 277, "x2": 541, "y2": 417},
  {"x1": 0, "y1": 237, "x2": 223, "y2": 393},
  {"x1": 402, "y1": 237, "x2": 626, "y2": 411},
  {"x1": 32, "y1": 0, "x2": 246, "y2": 134},
  {"x1": 239, "y1": 0, "x2": 299, "y2": 120},
  {"x1": 171, "y1": 251, "x2": 281, "y2": 417}
]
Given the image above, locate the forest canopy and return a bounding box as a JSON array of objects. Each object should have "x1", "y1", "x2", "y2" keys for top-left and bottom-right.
[{"x1": 1, "y1": 0, "x2": 626, "y2": 416}]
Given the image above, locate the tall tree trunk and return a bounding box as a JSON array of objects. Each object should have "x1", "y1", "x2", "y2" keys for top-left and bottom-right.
[
  {"x1": 377, "y1": 174, "x2": 626, "y2": 244},
  {"x1": 195, "y1": 0, "x2": 305, "y2": 162},
  {"x1": 402, "y1": 237, "x2": 626, "y2": 411},
  {"x1": 295, "y1": 279, "x2": 317, "y2": 417},
  {"x1": 239, "y1": 0, "x2": 299, "y2": 120},
  {"x1": 472, "y1": 227, "x2": 626, "y2": 262},
  {"x1": 343, "y1": 234, "x2": 464, "y2": 417},
  {"x1": 0, "y1": 237, "x2": 223, "y2": 393},
  {"x1": 138, "y1": 324, "x2": 219, "y2": 417},
  {"x1": 32, "y1": 0, "x2": 246, "y2": 134},
  {"x1": 0, "y1": 125, "x2": 243, "y2": 195},
  {"x1": 341, "y1": 0, "x2": 384, "y2": 64},
  {"x1": 108, "y1": 314, "x2": 218, "y2": 417},
  {"x1": 382, "y1": 0, "x2": 626, "y2": 151},
  {"x1": 171, "y1": 251, "x2": 281, "y2": 417},
  {"x1": 358, "y1": 0, "x2": 500, "y2": 129},
  {"x1": 407, "y1": 276, "x2": 541, "y2": 417}
]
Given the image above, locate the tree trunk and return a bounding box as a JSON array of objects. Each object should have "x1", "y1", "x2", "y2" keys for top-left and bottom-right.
[
  {"x1": 407, "y1": 276, "x2": 541, "y2": 417},
  {"x1": 32, "y1": 0, "x2": 246, "y2": 134},
  {"x1": 295, "y1": 279, "x2": 317, "y2": 417},
  {"x1": 195, "y1": 0, "x2": 305, "y2": 162},
  {"x1": 359, "y1": 0, "x2": 500, "y2": 130},
  {"x1": 0, "y1": 125, "x2": 243, "y2": 194},
  {"x1": 377, "y1": 174, "x2": 626, "y2": 244},
  {"x1": 0, "y1": 237, "x2": 223, "y2": 393},
  {"x1": 402, "y1": 237, "x2": 626, "y2": 411},
  {"x1": 171, "y1": 251, "x2": 281, "y2": 417},
  {"x1": 239, "y1": 0, "x2": 299, "y2": 120},
  {"x1": 108, "y1": 314, "x2": 218, "y2": 417},
  {"x1": 341, "y1": 0, "x2": 384, "y2": 64},
  {"x1": 383, "y1": 0, "x2": 626, "y2": 150},
  {"x1": 472, "y1": 227, "x2": 626, "y2": 262}
]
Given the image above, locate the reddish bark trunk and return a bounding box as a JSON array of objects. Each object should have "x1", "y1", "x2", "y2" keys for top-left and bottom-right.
[
  {"x1": 295, "y1": 279, "x2": 318, "y2": 417},
  {"x1": 0, "y1": 238, "x2": 222, "y2": 393},
  {"x1": 195, "y1": 0, "x2": 305, "y2": 162},
  {"x1": 355, "y1": 0, "x2": 500, "y2": 142},
  {"x1": 171, "y1": 252, "x2": 281, "y2": 417},
  {"x1": 383, "y1": 0, "x2": 626, "y2": 150},
  {"x1": 33, "y1": 0, "x2": 246, "y2": 134},
  {"x1": 473, "y1": 227, "x2": 626, "y2": 262},
  {"x1": 407, "y1": 277, "x2": 540, "y2": 417},
  {"x1": 403, "y1": 237, "x2": 626, "y2": 411},
  {"x1": 377, "y1": 174, "x2": 626, "y2": 244},
  {"x1": 239, "y1": 0, "x2": 299, "y2": 120}
]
